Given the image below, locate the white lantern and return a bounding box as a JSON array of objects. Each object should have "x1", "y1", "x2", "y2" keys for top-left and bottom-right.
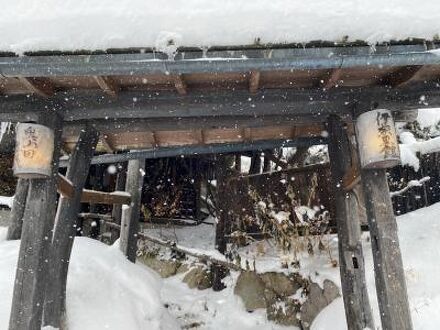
[
  {"x1": 356, "y1": 109, "x2": 400, "y2": 169},
  {"x1": 13, "y1": 123, "x2": 55, "y2": 178}
]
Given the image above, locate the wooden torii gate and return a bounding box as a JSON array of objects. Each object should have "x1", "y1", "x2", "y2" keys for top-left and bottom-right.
[{"x1": 3, "y1": 43, "x2": 440, "y2": 329}]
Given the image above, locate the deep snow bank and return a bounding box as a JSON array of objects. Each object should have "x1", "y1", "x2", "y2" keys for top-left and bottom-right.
[
  {"x1": 312, "y1": 202, "x2": 440, "y2": 330},
  {"x1": 0, "y1": 236, "x2": 177, "y2": 330},
  {"x1": 1, "y1": 0, "x2": 440, "y2": 53},
  {"x1": 1, "y1": 201, "x2": 440, "y2": 329}
]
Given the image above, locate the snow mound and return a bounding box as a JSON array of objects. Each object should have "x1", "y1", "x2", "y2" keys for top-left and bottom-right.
[
  {"x1": 312, "y1": 202, "x2": 440, "y2": 330},
  {"x1": 2, "y1": 201, "x2": 440, "y2": 329},
  {"x1": 2, "y1": 0, "x2": 440, "y2": 53},
  {"x1": 0, "y1": 237, "x2": 177, "y2": 330}
]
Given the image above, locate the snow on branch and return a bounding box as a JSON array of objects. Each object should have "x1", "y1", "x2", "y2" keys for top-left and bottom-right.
[
  {"x1": 0, "y1": 196, "x2": 13, "y2": 208},
  {"x1": 400, "y1": 134, "x2": 440, "y2": 171},
  {"x1": 390, "y1": 176, "x2": 430, "y2": 198},
  {"x1": 137, "y1": 232, "x2": 242, "y2": 271}
]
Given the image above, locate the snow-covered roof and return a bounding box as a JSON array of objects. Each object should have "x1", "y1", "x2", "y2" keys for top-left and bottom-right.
[{"x1": 2, "y1": 0, "x2": 440, "y2": 54}]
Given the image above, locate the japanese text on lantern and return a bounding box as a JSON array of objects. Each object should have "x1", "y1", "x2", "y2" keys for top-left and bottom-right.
[
  {"x1": 376, "y1": 111, "x2": 397, "y2": 159},
  {"x1": 22, "y1": 125, "x2": 39, "y2": 159}
]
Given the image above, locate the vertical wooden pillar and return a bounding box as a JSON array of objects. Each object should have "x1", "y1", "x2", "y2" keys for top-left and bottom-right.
[
  {"x1": 88, "y1": 165, "x2": 104, "y2": 238},
  {"x1": 9, "y1": 113, "x2": 63, "y2": 330},
  {"x1": 43, "y1": 127, "x2": 99, "y2": 328},
  {"x1": 249, "y1": 152, "x2": 261, "y2": 174},
  {"x1": 234, "y1": 154, "x2": 241, "y2": 172},
  {"x1": 361, "y1": 169, "x2": 413, "y2": 330},
  {"x1": 212, "y1": 155, "x2": 229, "y2": 291},
  {"x1": 110, "y1": 163, "x2": 127, "y2": 243},
  {"x1": 263, "y1": 150, "x2": 271, "y2": 172},
  {"x1": 120, "y1": 159, "x2": 144, "y2": 262},
  {"x1": 6, "y1": 178, "x2": 29, "y2": 240},
  {"x1": 327, "y1": 115, "x2": 375, "y2": 330},
  {"x1": 194, "y1": 159, "x2": 203, "y2": 221}
]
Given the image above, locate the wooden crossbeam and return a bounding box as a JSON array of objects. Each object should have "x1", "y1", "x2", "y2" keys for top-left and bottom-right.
[
  {"x1": 60, "y1": 143, "x2": 71, "y2": 155},
  {"x1": 242, "y1": 127, "x2": 252, "y2": 141},
  {"x1": 264, "y1": 151, "x2": 288, "y2": 169},
  {"x1": 93, "y1": 76, "x2": 119, "y2": 97},
  {"x1": 100, "y1": 134, "x2": 114, "y2": 153},
  {"x1": 57, "y1": 173, "x2": 131, "y2": 205},
  {"x1": 81, "y1": 189, "x2": 131, "y2": 205},
  {"x1": 151, "y1": 131, "x2": 158, "y2": 147},
  {"x1": 249, "y1": 71, "x2": 261, "y2": 93},
  {"x1": 192, "y1": 129, "x2": 205, "y2": 144},
  {"x1": 342, "y1": 163, "x2": 361, "y2": 191},
  {"x1": 381, "y1": 65, "x2": 423, "y2": 88},
  {"x1": 320, "y1": 68, "x2": 342, "y2": 89},
  {"x1": 173, "y1": 74, "x2": 187, "y2": 95},
  {"x1": 57, "y1": 173, "x2": 75, "y2": 198},
  {"x1": 17, "y1": 77, "x2": 54, "y2": 97}
]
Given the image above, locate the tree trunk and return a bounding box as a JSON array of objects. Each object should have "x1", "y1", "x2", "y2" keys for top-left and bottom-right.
[
  {"x1": 328, "y1": 115, "x2": 375, "y2": 330},
  {"x1": 6, "y1": 178, "x2": 29, "y2": 240},
  {"x1": 43, "y1": 127, "x2": 99, "y2": 328}
]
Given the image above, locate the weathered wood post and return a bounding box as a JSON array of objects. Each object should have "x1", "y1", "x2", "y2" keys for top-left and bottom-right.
[
  {"x1": 212, "y1": 155, "x2": 229, "y2": 291},
  {"x1": 9, "y1": 113, "x2": 63, "y2": 330},
  {"x1": 354, "y1": 108, "x2": 413, "y2": 330},
  {"x1": 6, "y1": 178, "x2": 29, "y2": 240},
  {"x1": 249, "y1": 152, "x2": 261, "y2": 174},
  {"x1": 234, "y1": 154, "x2": 241, "y2": 172},
  {"x1": 193, "y1": 159, "x2": 203, "y2": 221},
  {"x1": 120, "y1": 158, "x2": 144, "y2": 262},
  {"x1": 43, "y1": 127, "x2": 99, "y2": 328},
  {"x1": 327, "y1": 115, "x2": 375, "y2": 330},
  {"x1": 110, "y1": 162, "x2": 127, "y2": 243},
  {"x1": 362, "y1": 169, "x2": 413, "y2": 330},
  {"x1": 87, "y1": 164, "x2": 104, "y2": 238},
  {"x1": 263, "y1": 150, "x2": 271, "y2": 172}
]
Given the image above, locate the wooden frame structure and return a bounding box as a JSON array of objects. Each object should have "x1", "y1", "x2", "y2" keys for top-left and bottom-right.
[{"x1": 3, "y1": 42, "x2": 439, "y2": 329}]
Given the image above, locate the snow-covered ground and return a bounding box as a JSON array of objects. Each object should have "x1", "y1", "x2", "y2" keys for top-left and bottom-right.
[
  {"x1": 1, "y1": 202, "x2": 440, "y2": 329},
  {"x1": 0, "y1": 233, "x2": 178, "y2": 330},
  {"x1": 312, "y1": 202, "x2": 440, "y2": 330},
  {"x1": 1, "y1": 0, "x2": 440, "y2": 53}
]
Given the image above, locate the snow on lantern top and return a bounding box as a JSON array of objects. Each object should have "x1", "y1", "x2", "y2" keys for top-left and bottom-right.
[
  {"x1": 356, "y1": 109, "x2": 400, "y2": 169},
  {"x1": 13, "y1": 123, "x2": 54, "y2": 178}
]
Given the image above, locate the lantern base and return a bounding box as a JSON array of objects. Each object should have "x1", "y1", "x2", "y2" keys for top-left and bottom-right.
[
  {"x1": 362, "y1": 158, "x2": 400, "y2": 169},
  {"x1": 13, "y1": 168, "x2": 51, "y2": 179}
]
